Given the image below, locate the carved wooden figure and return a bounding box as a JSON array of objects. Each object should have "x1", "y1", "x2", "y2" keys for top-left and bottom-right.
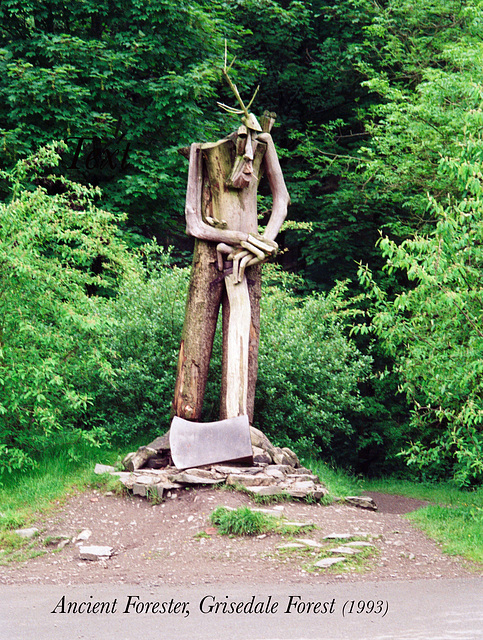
[{"x1": 172, "y1": 61, "x2": 290, "y2": 426}]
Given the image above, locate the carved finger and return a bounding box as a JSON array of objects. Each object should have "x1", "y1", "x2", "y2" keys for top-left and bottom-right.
[
  {"x1": 206, "y1": 216, "x2": 228, "y2": 229},
  {"x1": 231, "y1": 249, "x2": 250, "y2": 282},
  {"x1": 240, "y1": 240, "x2": 266, "y2": 262},
  {"x1": 216, "y1": 242, "x2": 233, "y2": 271},
  {"x1": 237, "y1": 252, "x2": 254, "y2": 283},
  {"x1": 247, "y1": 234, "x2": 278, "y2": 254}
]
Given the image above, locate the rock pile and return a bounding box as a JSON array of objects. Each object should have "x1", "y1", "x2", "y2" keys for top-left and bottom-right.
[{"x1": 100, "y1": 426, "x2": 329, "y2": 502}]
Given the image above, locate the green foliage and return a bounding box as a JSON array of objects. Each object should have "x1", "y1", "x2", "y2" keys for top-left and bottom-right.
[
  {"x1": 358, "y1": 143, "x2": 483, "y2": 486},
  {"x1": 255, "y1": 274, "x2": 373, "y2": 464},
  {"x1": 90, "y1": 245, "x2": 189, "y2": 442},
  {"x1": 0, "y1": 0, "x2": 239, "y2": 240},
  {"x1": 0, "y1": 144, "x2": 137, "y2": 473},
  {"x1": 210, "y1": 506, "x2": 278, "y2": 536},
  {"x1": 279, "y1": 1, "x2": 483, "y2": 285}
]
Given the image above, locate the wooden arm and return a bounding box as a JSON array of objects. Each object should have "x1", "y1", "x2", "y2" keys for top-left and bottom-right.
[
  {"x1": 184, "y1": 143, "x2": 248, "y2": 245},
  {"x1": 256, "y1": 133, "x2": 290, "y2": 242}
]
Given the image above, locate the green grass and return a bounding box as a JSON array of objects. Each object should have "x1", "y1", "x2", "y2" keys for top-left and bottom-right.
[
  {"x1": 407, "y1": 504, "x2": 483, "y2": 564},
  {"x1": 301, "y1": 457, "x2": 362, "y2": 499},
  {"x1": 362, "y1": 477, "x2": 483, "y2": 565},
  {"x1": 209, "y1": 506, "x2": 316, "y2": 537},
  {"x1": 210, "y1": 506, "x2": 279, "y2": 536},
  {"x1": 0, "y1": 443, "x2": 121, "y2": 536}
]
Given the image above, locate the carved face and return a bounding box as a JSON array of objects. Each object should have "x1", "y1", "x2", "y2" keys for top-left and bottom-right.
[{"x1": 227, "y1": 125, "x2": 258, "y2": 189}]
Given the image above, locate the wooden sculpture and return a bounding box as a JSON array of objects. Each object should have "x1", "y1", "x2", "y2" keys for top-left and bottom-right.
[{"x1": 172, "y1": 51, "x2": 290, "y2": 426}]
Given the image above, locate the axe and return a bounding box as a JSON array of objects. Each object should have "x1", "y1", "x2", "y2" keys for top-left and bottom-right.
[{"x1": 169, "y1": 414, "x2": 253, "y2": 470}]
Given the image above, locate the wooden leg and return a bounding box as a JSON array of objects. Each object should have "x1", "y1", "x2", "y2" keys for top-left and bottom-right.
[
  {"x1": 171, "y1": 240, "x2": 223, "y2": 421},
  {"x1": 220, "y1": 271, "x2": 251, "y2": 419}
]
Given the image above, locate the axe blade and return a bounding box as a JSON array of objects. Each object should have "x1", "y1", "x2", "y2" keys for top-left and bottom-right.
[{"x1": 170, "y1": 415, "x2": 253, "y2": 470}]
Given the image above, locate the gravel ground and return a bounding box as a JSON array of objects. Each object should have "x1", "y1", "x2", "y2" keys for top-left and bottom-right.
[{"x1": 2, "y1": 486, "x2": 481, "y2": 587}]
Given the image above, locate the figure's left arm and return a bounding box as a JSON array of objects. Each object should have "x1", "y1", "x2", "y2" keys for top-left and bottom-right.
[{"x1": 257, "y1": 132, "x2": 290, "y2": 242}]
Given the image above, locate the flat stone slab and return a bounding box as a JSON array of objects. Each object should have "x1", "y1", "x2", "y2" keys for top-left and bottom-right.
[
  {"x1": 322, "y1": 533, "x2": 354, "y2": 540},
  {"x1": 226, "y1": 473, "x2": 273, "y2": 487},
  {"x1": 293, "y1": 538, "x2": 324, "y2": 548},
  {"x1": 268, "y1": 465, "x2": 295, "y2": 474},
  {"x1": 344, "y1": 541, "x2": 375, "y2": 548},
  {"x1": 314, "y1": 557, "x2": 346, "y2": 568},
  {"x1": 287, "y1": 473, "x2": 319, "y2": 482},
  {"x1": 330, "y1": 546, "x2": 362, "y2": 555},
  {"x1": 79, "y1": 546, "x2": 113, "y2": 561},
  {"x1": 14, "y1": 528, "x2": 39, "y2": 539},
  {"x1": 264, "y1": 468, "x2": 286, "y2": 479},
  {"x1": 131, "y1": 475, "x2": 159, "y2": 486},
  {"x1": 170, "y1": 469, "x2": 224, "y2": 484},
  {"x1": 94, "y1": 464, "x2": 117, "y2": 474},
  {"x1": 344, "y1": 496, "x2": 377, "y2": 511}
]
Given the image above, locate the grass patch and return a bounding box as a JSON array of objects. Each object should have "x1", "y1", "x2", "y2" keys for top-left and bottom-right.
[
  {"x1": 408, "y1": 505, "x2": 483, "y2": 565},
  {"x1": 210, "y1": 506, "x2": 317, "y2": 538},
  {"x1": 301, "y1": 458, "x2": 362, "y2": 500},
  {"x1": 0, "y1": 443, "x2": 121, "y2": 538},
  {"x1": 210, "y1": 506, "x2": 279, "y2": 536},
  {"x1": 362, "y1": 477, "x2": 483, "y2": 565}
]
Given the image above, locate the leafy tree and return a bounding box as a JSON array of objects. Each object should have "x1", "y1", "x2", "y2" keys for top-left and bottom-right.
[
  {"x1": 0, "y1": 144, "x2": 137, "y2": 475},
  {"x1": 279, "y1": 0, "x2": 483, "y2": 285},
  {"x1": 0, "y1": 0, "x2": 237, "y2": 242},
  {"x1": 358, "y1": 143, "x2": 483, "y2": 487}
]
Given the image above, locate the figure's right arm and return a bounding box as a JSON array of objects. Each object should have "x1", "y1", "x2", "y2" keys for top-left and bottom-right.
[{"x1": 185, "y1": 143, "x2": 248, "y2": 245}]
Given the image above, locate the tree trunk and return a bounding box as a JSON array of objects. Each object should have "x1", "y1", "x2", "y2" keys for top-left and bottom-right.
[{"x1": 171, "y1": 239, "x2": 223, "y2": 421}]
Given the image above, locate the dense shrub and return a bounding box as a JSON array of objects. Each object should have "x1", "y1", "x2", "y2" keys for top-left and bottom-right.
[
  {"x1": 90, "y1": 246, "x2": 189, "y2": 443},
  {"x1": 0, "y1": 144, "x2": 137, "y2": 474},
  {"x1": 255, "y1": 274, "x2": 373, "y2": 462},
  {"x1": 358, "y1": 146, "x2": 483, "y2": 487}
]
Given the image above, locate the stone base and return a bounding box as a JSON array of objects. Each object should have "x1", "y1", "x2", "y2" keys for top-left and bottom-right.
[
  {"x1": 116, "y1": 426, "x2": 328, "y2": 503},
  {"x1": 102, "y1": 462, "x2": 328, "y2": 502}
]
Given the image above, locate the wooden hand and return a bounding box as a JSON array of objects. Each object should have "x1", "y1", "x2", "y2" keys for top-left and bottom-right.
[{"x1": 217, "y1": 234, "x2": 278, "y2": 283}]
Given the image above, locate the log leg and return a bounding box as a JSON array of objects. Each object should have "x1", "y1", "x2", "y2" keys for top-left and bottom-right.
[
  {"x1": 171, "y1": 240, "x2": 223, "y2": 421},
  {"x1": 246, "y1": 263, "x2": 262, "y2": 423}
]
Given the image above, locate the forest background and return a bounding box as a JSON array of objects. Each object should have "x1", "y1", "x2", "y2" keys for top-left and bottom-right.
[{"x1": 1, "y1": 0, "x2": 483, "y2": 490}]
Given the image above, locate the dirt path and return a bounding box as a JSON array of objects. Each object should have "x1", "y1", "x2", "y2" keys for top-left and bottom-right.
[{"x1": 1, "y1": 487, "x2": 480, "y2": 586}]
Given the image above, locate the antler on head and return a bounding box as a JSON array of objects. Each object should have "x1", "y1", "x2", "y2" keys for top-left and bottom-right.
[{"x1": 218, "y1": 40, "x2": 261, "y2": 131}]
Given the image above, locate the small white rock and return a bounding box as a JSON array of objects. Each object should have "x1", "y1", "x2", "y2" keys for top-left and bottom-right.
[
  {"x1": 75, "y1": 529, "x2": 92, "y2": 542},
  {"x1": 314, "y1": 557, "x2": 346, "y2": 568},
  {"x1": 14, "y1": 528, "x2": 39, "y2": 539},
  {"x1": 79, "y1": 546, "x2": 113, "y2": 561}
]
